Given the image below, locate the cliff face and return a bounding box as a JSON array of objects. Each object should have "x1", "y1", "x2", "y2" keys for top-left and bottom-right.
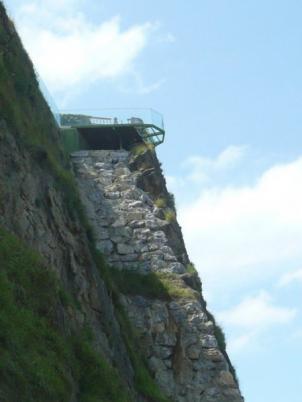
[
  {"x1": 0, "y1": 3, "x2": 243, "y2": 401},
  {"x1": 72, "y1": 149, "x2": 243, "y2": 402}
]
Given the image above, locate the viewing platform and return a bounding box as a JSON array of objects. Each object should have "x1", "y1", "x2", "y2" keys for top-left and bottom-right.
[
  {"x1": 59, "y1": 109, "x2": 165, "y2": 153},
  {"x1": 37, "y1": 76, "x2": 165, "y2": 153}
]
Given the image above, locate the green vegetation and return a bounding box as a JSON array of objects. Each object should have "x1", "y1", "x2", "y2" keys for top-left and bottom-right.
[
  {"x1": 115, "y1": 308, "x2": 170, "y2": 402},
  {"x1": 154, "y1": 197, "x2": 167, "y2": 208},
  {"x1": 186, "y1": 262, "x2": 197, "y2": 274},
  {"x1": 0, "y1": 226, "x2": 132, "y2": 402},
  {"x1": 206, "y1": 310, "x2": 239, "y2": 386},
  {"x1": 0, "y1": 6, "x2": 63, "y2": 162},
  {"x1": 0, "y1": 5, "x2": 93, "y2": 238},
  {"x1": 72, "y1": 332, "x2": 132, "y2": 402},
  {"x1": 130, "y1": 142, "x2": 155, "y2": 156},
  {"x1": 0, "y1": 4, "x2": 236, "y2": 398},
  {"x1": 101, "y1": 263, "x2": 198, "y2": 302},
  {"x1": 163, "y1": 208, "x2": 176, "y2": 223},
  {"x1": 91, "y1": 250, "x2": 172, "y2": 402},
  {"x1": 154, "y1": 198, "x2": 178, "y2": 223},
  {"x1": 166, "y1": 192, "x2": 176, "y2": 210},
  {"x1": 0, "y1": 6, "x2": 171, "y2": 399}
]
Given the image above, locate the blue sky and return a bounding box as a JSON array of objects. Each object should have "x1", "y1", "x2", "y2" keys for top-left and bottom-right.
[{"x1": 5, "y1": 0, "x2": 302, "y2": 401}]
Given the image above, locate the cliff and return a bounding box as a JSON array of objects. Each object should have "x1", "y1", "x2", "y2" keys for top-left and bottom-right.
[{"x1": 0, "y1": 3, "x2": 243, "y2": 401}]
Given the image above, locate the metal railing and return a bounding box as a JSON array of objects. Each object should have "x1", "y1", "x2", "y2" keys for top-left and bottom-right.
[
  {"x1": 37, "y1": 74, "x2": 61, "y2": 126},
  {"x1": 36, "y1": 73, "x2": 165, "y2": 146},
  {"x1": 59, "y1": 108, "x2": 165, "y2": 146},
  {"x1": 59, "y1": 108, "x2": 164, "y2": 131}
]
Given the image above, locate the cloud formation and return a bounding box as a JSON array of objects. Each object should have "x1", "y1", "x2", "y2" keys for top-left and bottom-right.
[
  {"x1": 217, "y1": 291, "x2": 297, "y2": 352},
  {"x1": 218, "y1": 291, "x2": 296, "y2": 330},
  {"x1": 183, "y1": 145, "x2": 247, "y2": 183},
  {"x1": 277, "y1": 269, "x2": 302, "y2": 287},
  {"x1": 12, "y1": 0, "x2": 156, "y2": 92},
  {"x1": 177, "y1": 154, "x2": 302, "y2": 290}
]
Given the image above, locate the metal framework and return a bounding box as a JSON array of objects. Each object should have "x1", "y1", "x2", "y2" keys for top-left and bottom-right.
[
  {"x1": 59, "y1": 109, "x2": 165, "y2": 147},
  {"x1": 36, "y1": 75, "x2": 165, "y2": 149}
]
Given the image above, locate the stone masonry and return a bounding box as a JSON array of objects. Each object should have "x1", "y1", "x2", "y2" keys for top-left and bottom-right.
[{"x1": 72, "y1": 149, "x2": 244, "y2": 402}]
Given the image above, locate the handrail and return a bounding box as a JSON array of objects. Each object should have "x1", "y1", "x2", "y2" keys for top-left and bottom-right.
[{"x1": 59, "y1": 108, "x2": 164, "y2": 132}]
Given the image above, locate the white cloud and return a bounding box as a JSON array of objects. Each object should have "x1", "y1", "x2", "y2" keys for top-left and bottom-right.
[
  {"x1": 218, "y1": 291, "x2": 296, "y2": 330},
  {"x1": 217, "y1": 291, "x2": 296, "y2": 353},
  {"x1": 11, "y1": 0, "x2": 156, "y2": 93},
  {"x1": 277, "y1": 269, "x2": 302, "y2": 287},
  {"x1": 227, "y1": 332, "x2": 256, "y2": 353},
  {"x1": 183, "y1": 145, "x2": 247, "y2": 183},
  {"x1": 178, "y1": 155, "x2": 302, "y2": 290},
  {"x1": 118, "y1": 71, "x2": 166, "y2": 95}
]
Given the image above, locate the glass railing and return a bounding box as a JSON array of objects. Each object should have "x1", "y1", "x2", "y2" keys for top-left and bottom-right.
[
  {"x1": 36, "y1": 72, "x2": 165, "y2": 138},
  {"x1": 36, "y1": 74, "x2": 61, "y2": 126},
  {"x1": 59, "y1": 108, "x2": 164, "y2": 132},
  {"x1": 36, "y1": 73, "x2": 165, "y2": 146}
]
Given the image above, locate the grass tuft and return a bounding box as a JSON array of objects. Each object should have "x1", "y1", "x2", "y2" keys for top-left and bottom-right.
[
  {"x1": 130, "y1": 142, "x2": 155, "y2": 156},
  {"x1": 163, "y1": 208, "x2": 176, "y2": 223},
  {"x1": 186, "y1": 262, "x2": 197, "y2": 274},
  {"x1": 105, "y1": 265, "x2": 198, "y2": 302},
  {"x1": 154, "y1": 197, "x2": 167, "y2": 208}
]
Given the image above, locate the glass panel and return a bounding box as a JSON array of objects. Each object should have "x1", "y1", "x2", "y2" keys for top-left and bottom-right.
[
  {"x1": 37, "y1": 75, "x2": 61, "y2": 126},
  {"x1": 59, "y1": 108, "x2": 164, "y2": 131}
]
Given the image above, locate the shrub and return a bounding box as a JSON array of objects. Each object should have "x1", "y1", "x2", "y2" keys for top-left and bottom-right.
[
  {"x1": 164, "y1": 208, "x2": 176, "y2": 223},
  {"x1": 106, "y1": 266, "x2": 198, "y2": 301},
  {"x1": 130, "y1": 142, "x2": 155, "y2": 156},
  {"x1": 154, "y1": 197, "x2": 167, "y2": 208},
  {"x1": 166, "y1": 192, "x2": 176, "y2": 210},
  {"x1": 186, "y1": 263, "x2": 197, "y2": 274}
]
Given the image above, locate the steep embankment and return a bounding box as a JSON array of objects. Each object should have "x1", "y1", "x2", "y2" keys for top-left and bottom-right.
[
  {"x1": 0, "y1": 3, "x2": 243, "y2": 401},
  {"x1": 0, "y1": 3, "x2": 167, "y2": 401},
  {"x1": 72, "y1": 149, "x2": 243, "y2": 402}
]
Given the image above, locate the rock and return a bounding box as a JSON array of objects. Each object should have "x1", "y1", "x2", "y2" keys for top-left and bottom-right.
[
  {"x1": 128, "y1": 200, "x2": 143, "y2": 208},
  {"x1": 119, "y1": 253, "x2": 138, "y2": 262},
  {"x1": 217, "y1": 370, "x2": 237, "y2": 388},
  {"x1": 111, "y1": 217, "x2": 126, "y2": 227},
  {"x1": 96, "y1": 228, "x2": 109, "y2": 240},
  {"x1": 117, "y1": 243, "x2": 135, "y2": 255},
  {"x1": 201, "y1": 335, "x2": 218, "y2": 349},
  {"x1": 167, "y1": 262, "x2": 186, "y2": 274},
  {"x1": 154, "y1": 345, "x2": 173, "y2": 359},
  {"x1": 71, "y1": 150, "x2": 89, "y2": 157},
  {"x1": 104, "y1": 191, "x2": 120, "y2": 199},
  {"x1": 129, "y1": 220, "x2": 145, "y2": 228},
  {"x1": 134, "y1": 241, "x2": 149, "y2": 253},
  {"x1": 126, "y1": 211, "x2": 144, "y2": 221},
  {"x1": 156, "y1": 332, "x2": 177, "y2": 347},
  {"x1": 186, "y1": 344, "x2": 201, "y2": 360},
  {"x1": 96, "y1": 240, "x2": 114, "y2": 254},
  {"x1": 115, "y1": 167, "x2": 130, "y2": 176},
  {"x1": 203, "y1": 348, "x2": 225, "y2": 363},
  {"x1": 70, "y1": 149, "x2": 244, "y2": 402},
  {"x1": 109, "y1": 226, "x2": 132, "y2": 239}
]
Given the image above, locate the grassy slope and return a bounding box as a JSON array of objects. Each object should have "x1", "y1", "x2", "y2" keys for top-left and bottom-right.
[
  {"x1": 0, "y1": 227, "x2": 132, "y2": 402},
  {"x1": 0, "y1": 3, "x2": 171, "y2": 401}
]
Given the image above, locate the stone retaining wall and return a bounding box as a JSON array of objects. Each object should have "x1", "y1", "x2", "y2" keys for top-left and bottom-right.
[{"x1": 73, "y1": 149, "x2": 244, "y2": 402}]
